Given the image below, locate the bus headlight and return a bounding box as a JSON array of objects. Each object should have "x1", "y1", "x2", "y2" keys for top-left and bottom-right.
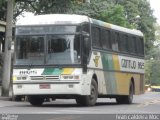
[
  {"x1": 61, "y1": 75, "x2": 80, "y2": 80},
  {"x1": 12, "y1": 76, "x2": 17, "y2": 81}
]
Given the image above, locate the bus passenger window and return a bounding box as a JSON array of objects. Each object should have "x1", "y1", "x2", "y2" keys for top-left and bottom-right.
[
  {"x1": 128, "y1": 36, "x2": 136, "y2": 54},
  {"x1": 118, "y1": 34, "x2": 128, "y2": 52},
  {"x1": 92, "y1": 26, "x2": 101, "y2": 48},
  {"x1": 136, "y1": 37, "x2": 144, "y2": 56},
  {"x1": 101, "y1": 29, "x2": 111, "y2": 50},
  {"x1": 113, "y1": 32, "x2": 119, "y2": 51}
]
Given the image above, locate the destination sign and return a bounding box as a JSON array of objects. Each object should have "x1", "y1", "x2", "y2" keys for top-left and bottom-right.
[{"x1": 119, "y1": 56, "x2": 144, "y2": 73}]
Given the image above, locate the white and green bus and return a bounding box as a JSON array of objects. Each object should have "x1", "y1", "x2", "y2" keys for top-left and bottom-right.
[{"x1": 13, "y1": 14, "x2": 145, "y2": 106}]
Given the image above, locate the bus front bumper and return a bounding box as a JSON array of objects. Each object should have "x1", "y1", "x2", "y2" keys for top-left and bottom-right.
[{"x1": 13, "y1": 82, "x2": 90, "y2": 96}]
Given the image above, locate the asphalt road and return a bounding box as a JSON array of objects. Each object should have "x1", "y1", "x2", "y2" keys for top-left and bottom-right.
[{"x1": 0, "y1": 92, "x2": 160, "y2": 120}]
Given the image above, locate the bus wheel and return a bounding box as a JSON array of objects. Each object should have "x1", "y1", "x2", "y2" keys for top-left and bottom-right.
[
  {"x1": 28, "y1": 96, "x2": 44, "y2": 106},
  {"x1": 116, "y1": 82, "x2": 134, "y2": 104},
  {"x1": 76, "y1": 79, "x2": 98, "y2": 106}
]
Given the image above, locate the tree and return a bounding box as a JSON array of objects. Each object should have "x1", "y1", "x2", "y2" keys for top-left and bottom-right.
[
  {"x1": 71, "y1": 0, "x2": 131, "y2": 27},
  {"x1": 150, "y1": 61, "x2": 160, "y2": 85},
  {"x1": 145, "y1": 59, "x2": 160, "y2": 86},
  {"x1": 0, "y1": 0, "x2": 35, "y2": 21},
  {"x1": 145, "y1": 23, "x2": 160, "y2": 86},
  {"x1": 145, "y1": 60, "x2": 153, "y2": 85},
  {"x1": 99, "y1": 4, "x2": 131, "y2": 27},
  {"x1": 137, "y1": 0, "x2": 156, "y2": 56},
  {"x1": 113, "y1": 0, "x2": 140, "y2": 28}
]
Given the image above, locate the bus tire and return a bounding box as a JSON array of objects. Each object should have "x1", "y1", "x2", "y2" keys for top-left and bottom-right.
[
  {"x1": 28, "y1": 96, "x2": 44, "y2": 106},
  {"x1": 116, "y1": 82, "x2": 134, "y2": 104},
  {"x1": 76, "y1": 79, "x2": 98, "y2": 106}
]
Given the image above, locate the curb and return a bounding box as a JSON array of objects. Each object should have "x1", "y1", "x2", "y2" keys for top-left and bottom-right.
[{"x1": 0, "y1": 96, "x2": 12, "y2": 101}]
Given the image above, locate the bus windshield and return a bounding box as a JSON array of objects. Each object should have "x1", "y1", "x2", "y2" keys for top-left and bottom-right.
[
  {"x1": 15, "y1": 34, "x2": 81, "y2": 65},
  {"x1": 47, "y1": 34, "x2": 81, "y2": 65},
  {"x1": 16, "y1": 36, "x2": 45, "y2": 65}
]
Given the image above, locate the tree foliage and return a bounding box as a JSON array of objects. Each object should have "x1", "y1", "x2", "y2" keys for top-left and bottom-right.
[
  {"x1": 0, "y1": 0, "x2": 7, "y2": 21},
  {"x1": 114, "y1": 0, "x2": 140, "y2": 28},
  {"x1": 137, "y1": 0, "x2": 156, "y2": 56},
  {"x1": 0, "y1": 0, "x2": 29, "y2": 21},
  {"x1": 99, "y1": 5, "x2": 130, "y2": 27},
  {"x1": 145, "y1": 60, "x2": 160, "y2": 86},
  {"x1": 72, "y1": 0, "x2": 132, "y2": 28},
  {"x1": 24, "y1": 0, "x2": 73, "y2": 14},
  {"x1": 145, "y1": 23, "x2": 160, "y2": 86}
]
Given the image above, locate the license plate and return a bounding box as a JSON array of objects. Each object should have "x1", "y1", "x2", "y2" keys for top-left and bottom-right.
[{"x1": 39, "y1": 84, "x2": 51, "y2": 89}]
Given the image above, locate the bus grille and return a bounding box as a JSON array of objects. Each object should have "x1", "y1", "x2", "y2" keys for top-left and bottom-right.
[{"x1": 30, "y1": 76, "x2": 60, "y2": 80}]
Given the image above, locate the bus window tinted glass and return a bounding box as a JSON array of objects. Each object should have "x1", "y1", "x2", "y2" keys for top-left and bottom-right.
[
  {"x1": 136, "y1": 37, "x2": 144, "y2": 56},
  {"x1": 118, "y1": 34, "x2": 128, "y2": 52},
  {"x1": 92, "y1": 26, "x2": 101, "y2": 48},
  {"x1": 114, "y1": 32, "x2": 119, "y2": 51},
  {"x1": 128, "y1": 36, "x2": 136, "y2": 54},
  {"x1": 101, "y1": 29, "x2": 111, "y2": 50}
]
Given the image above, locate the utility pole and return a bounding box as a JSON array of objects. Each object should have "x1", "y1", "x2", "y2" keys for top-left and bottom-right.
[{"x1": 2, "y1": 0, "x2": 13, "y2": 97}]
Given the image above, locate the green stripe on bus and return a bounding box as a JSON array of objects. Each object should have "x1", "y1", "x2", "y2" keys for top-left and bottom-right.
[
  {"x1": 104, "y1": 71, "x2": 117, "y2": 94},
  {"x1": 42, "y1": 68, "x2": 62, "y2": 75},
  {"x1": 101, "y1": 53, "x2": 117, "y2": 94},
  {"x1": 101, "y1": 53, "x2": 114, "y2": 70}
]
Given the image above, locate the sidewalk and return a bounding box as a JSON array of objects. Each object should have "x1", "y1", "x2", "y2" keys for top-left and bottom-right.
[{"x1": 0, "y1": 86, "x2": 13, "y2": 101}]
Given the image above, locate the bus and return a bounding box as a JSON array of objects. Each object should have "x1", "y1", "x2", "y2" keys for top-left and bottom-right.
[{"x1": 13, "y1": 14, "x2": 145, "y2": 106}]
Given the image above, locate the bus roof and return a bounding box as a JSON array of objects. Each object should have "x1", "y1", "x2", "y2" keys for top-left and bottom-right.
[
  {"x1": 16, "y1": 14, "x2": 143, "y2": 37},
  {"x1": 16, "y1": 14, "x2": 89, "y2": 26}
]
